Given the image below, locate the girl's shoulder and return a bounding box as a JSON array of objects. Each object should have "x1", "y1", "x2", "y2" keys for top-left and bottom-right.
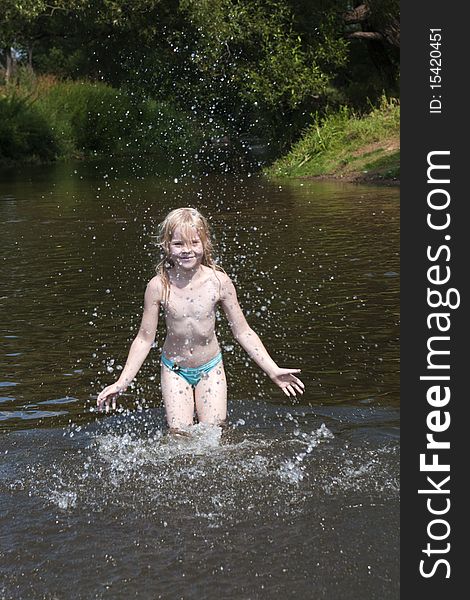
[
  {"x1": 207, "y1": 268, "x2": 237, "y2": 300},
  {"x1": 204, "y1": 265, "x2": 230, "y2": 285},
  {"x1": 146, "y1": 274, "x2": 165, "y2": 301}
]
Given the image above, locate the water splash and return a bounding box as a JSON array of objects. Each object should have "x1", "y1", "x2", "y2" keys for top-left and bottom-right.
[
  {"x1": 49, "y1": 489, "x2": 77, "y2": 510},
  {"x1": 322, "y1": 443, "x2": 399, "y2": 497},
  {"x1": 279, "y1": 423, "x2": 334, "y2": 483},
  {"x1": 15, "y1": 420, "x2": 339, "y2": 525},
  {"x1": 3, "y1": 406, "x2": 399, "y2": 534}
]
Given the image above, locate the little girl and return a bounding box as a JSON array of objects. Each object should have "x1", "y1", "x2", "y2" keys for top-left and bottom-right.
[{"x1": 97, "y1": 207, "x2": 304, "y2": 432}]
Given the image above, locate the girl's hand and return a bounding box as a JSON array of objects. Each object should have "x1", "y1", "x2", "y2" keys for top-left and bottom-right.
[
  {"x1": 96, "y1": 382, "x2": 124, "y2": 413},
  {"x1": 270, "y1": 368, "x2": 305, "y2": 397}
]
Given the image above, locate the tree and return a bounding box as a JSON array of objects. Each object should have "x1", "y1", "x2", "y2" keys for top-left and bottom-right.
[
  {"x1": 1, "y1": 0, "x2": 399, "y2": 152},
  {"x1": 342, "y1": 0, "x2": 399, "y2": 93},
  {"x1": 0, "y1": 0, "x2": 84, "y2": 82}
]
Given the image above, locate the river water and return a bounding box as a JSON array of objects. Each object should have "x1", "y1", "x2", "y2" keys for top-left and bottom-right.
[{"x1": 0, "y1": 159, "x2": 399, "y2": 599}]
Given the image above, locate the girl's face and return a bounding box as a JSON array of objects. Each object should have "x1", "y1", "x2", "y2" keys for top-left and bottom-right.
[{"x1": 169, "y1": 226, "x2": 204, "y2": 271}]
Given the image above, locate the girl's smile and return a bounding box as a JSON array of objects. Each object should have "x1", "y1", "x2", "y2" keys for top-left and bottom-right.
[{"x1": 169, "y1": 226, "x2": 204, "y2": 270}]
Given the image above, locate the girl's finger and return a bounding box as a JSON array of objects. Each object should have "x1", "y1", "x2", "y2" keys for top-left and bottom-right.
[
  {"x1": 293, "y1": 377, "x2": 305, "y2": 387},
  {"x1": 282, "y1": 387, "x2": 291, "y2": 397}
]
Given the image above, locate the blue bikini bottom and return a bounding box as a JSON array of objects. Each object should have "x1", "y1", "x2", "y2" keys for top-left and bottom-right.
[{"x1": 161, "y1": 352, "x2": 223, "y2": 388}]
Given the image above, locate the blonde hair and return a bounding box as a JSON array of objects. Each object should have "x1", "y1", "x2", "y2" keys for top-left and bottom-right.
[{"x1": 156, "y1": 207, "x2": 224, "y2": 302}]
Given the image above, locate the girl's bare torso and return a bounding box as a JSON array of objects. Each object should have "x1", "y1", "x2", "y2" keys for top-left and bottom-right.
[{"x1": 161, "y1": 266, "x2": 223, "y2": 367}]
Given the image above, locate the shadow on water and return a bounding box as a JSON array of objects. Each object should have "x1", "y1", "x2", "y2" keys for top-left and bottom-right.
[{"x1": 0, "y1": 159, "x2": 399, "y2": 598}]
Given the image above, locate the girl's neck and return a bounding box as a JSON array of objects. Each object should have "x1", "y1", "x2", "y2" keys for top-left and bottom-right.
[{"x1": 170, "y1": 264, "x2": 202, "y2": 285}]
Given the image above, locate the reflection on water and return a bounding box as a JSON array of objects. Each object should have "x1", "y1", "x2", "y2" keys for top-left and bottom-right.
[{"x1": 0, "y1": 160, "x2": 399, "y2": 598}]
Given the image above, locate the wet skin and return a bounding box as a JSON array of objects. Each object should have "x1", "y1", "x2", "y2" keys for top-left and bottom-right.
[{"x1": 97, "y1": 226, "x2": 304, "y2": 424}]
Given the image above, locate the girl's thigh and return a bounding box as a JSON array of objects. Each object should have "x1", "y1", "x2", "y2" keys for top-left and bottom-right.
[
  {"x1": 195, "y1": 361, "x2": 227, "y2": 425},
  {"x1": 160, "y1": 365, "x2": 195, "y2": 430}
]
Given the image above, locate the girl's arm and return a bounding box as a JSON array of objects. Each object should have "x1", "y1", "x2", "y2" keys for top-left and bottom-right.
[
  {"x1": 219, "y1": 274, "x2": 304, "y2": 397},
  {"x1": 97, "y1": 276, "x2": 162, "y2": 411}
]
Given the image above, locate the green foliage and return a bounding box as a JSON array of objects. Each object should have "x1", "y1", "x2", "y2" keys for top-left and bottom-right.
[
  {"x1": 33, "y1": 47, "x2": 88, "y2": 79},
  {"x1": 1, "y1": 0, "x2": 400, "y2": 165},
  {"x1": 136, "y1": 98, "x2": 205, "y2": 156},
  {"x1": 0, "y1": 93, "x2": 58, "y2": 161},
  {"x1": 36, "y1": 81, "x2": 136, "y2": 153},
  {"x1": 0, "y1": 76, "x2": 206, "y2": 163},
  {"x1": 179, "y1": 0, "x2": 348, "y2": 110},
  {"x1": 0, "y1": 1, "x2": 84, "y2": 48},
  {"x1": 266, "y1": 97, "x2": 400, "y2": 179}
]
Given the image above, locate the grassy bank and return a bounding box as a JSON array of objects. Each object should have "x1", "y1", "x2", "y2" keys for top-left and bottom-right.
[
  {"x1": 0, "y1": 75, "x2": 206, "y2": 165},
  {"x1": 265, "y1": 98, "x2": 399, "y2": 184}
]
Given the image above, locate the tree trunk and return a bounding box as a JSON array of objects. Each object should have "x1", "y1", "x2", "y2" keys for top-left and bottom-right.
[
  {"x1": 343, "y1": 1, "x2": 400, "y2": 48},
  {"x1": 28, "y1": 46, "x2": 34, "y2": 70},
  {"x1": 343, "y1": 4, "x2": 370, "y2": 24},
  {"x1": 4, "y1": 47, "x2": 16, "y2": 84},
  {"x1": 347, "y1": 31, "x2": 384, "y2": 42}
]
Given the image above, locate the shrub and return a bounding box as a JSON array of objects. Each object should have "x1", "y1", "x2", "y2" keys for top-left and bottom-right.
[
  {"x1": 1, "y1": 76, "x2": 208, "y2": 163},
  {"x1": 0, "y1": 94, "x2": 58, "y2": 162},
  {"x1": 37, "y1": 81, "x2": 137, "y2": 154},
  {"x1": 135, "y1": 98, "x2": 205, "y2": 156}
]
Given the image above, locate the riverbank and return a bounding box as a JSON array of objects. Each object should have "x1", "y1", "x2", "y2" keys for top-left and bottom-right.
[
  {"x1": 264, "y1": 98, "x2": 399, "y2": 185},
  {"x1": 1, "y1": 77, "x2": 399, "y2": 185},
  {"x1": 0, "y1": 77, "x2": 206, "y2": 166}
]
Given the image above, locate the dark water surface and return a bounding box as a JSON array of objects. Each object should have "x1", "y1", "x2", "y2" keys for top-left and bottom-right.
[{"x1": 1, "y1": 160, "x2": 399, "y2": 599}]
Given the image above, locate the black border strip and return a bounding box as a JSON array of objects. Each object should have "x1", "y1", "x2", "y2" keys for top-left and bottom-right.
[{"x1": 401, "y1": 2, "x2": 467, "y2": 595}]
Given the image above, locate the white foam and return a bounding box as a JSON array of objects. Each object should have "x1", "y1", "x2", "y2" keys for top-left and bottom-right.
[
  {"x1": 278, "y1": 423, "x2": 334, "y2": 484},
  {"x1": 49, "y1": 490, "x2": 77, "y2": 510}
]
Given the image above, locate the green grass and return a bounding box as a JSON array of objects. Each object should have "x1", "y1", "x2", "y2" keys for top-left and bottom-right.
[
  {"x1": 265, "y1": 97, "x2": 400, "y2": 181},
  {"x1": 362, "y1": 150, "x2": 400, "y2": 179},
  {"x1": 35, "y1": 81, "x2": 136, "y2": 155},
  {"x1": 1, "y1": 74, "x2": 205, "y2": 164}
]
